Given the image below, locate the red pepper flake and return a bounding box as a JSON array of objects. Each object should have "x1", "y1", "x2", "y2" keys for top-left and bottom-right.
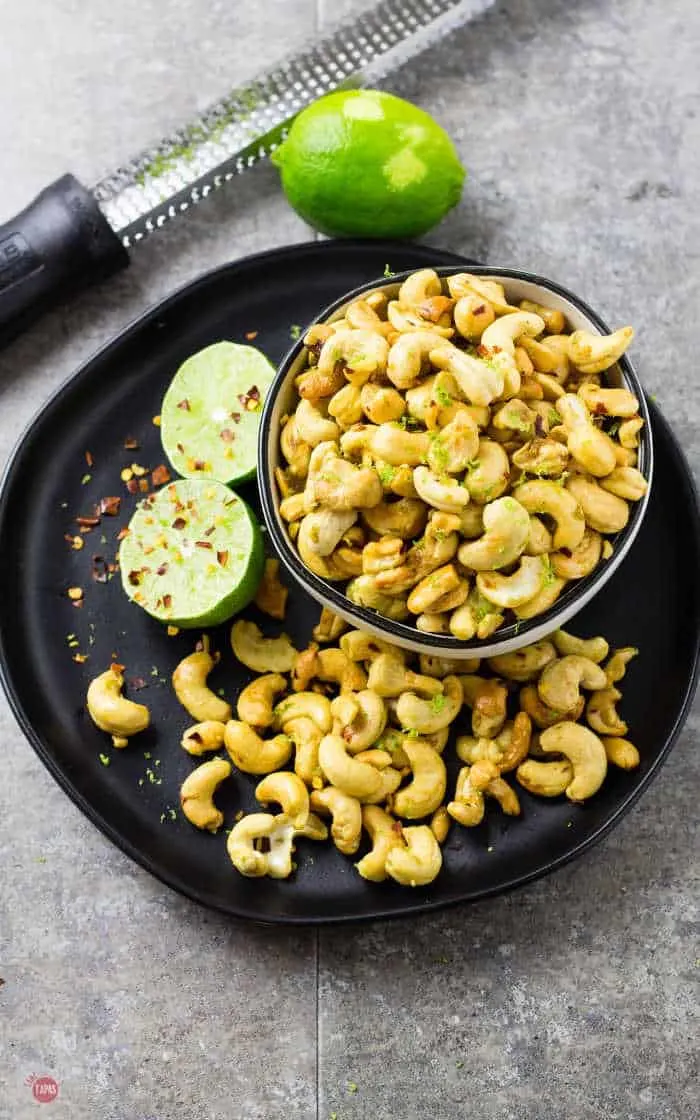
[
  {"x1": 171, "y1": 517, "x2": 187, "y2": 530},
  {"x1": 176, "y1": 443, "x2": 185, "y2": 455},
  {"x1": 110, "y1": 662, "x2": 125, "y2": 674},
  {"x1": 230, "y1": 411, "x2": 242, "y2": 423},
  {"x1": 124, "y1": 436, "x2": 139, "y2": 450},
  {"x1": 156, "y1": 563, "x2": 168, "y2": 576},
  {"x1": 238, "y1": 385, "x2": 261, "y2": 411},
  {"x1": 151, "y1": 464, "x2": 171, "y2": 487},
  {"x1": 592, "y1": 402, "x2": 608, "y2": 416},
  {"x1": 128, "y1": 570, "x2": 142, "y2": 586},
  {"x1": 187, "y1": 458, "x2": 208, "y2": 472},
  {"x1": 219, "y1": 428, "x2": 235, "y2": 443},
  {"x1": 128, "y1": 676, "x2": 147, "y2": 691},
  {"x1": 204, "y1": 525, "x2": 216, "y2": 537},
  {"x1": 245, "y1": 330, "x2": 258, "y2": 341},
  {"x1": 138, "y1": 478, "x2": 149, "y2": 493},
  {"x1": 116, "y1": 527, "x2": 130, "y2": 541},
  {"x1": 177, "y1": 399, "x2": 191, "y2": 411},
  {"x1": 216, "y1": 550, "x2": 229, "y2": 567},
  {"x1": 162, "y1": 594, "x2": 172, "y2": 609},
  {"x1": 195, "y1": 540, "x2": 213, "y2": 550},
  {"x1": 188, "y1": 731, "x2": 203, "y2": 744},
  {"x1": 98, "y1": 496, "x2": 121, "y2": 517},
  {"x1": 76, "y1": 515, "x2": 100, "y2": 528},
  {"x1": 107, "y1": 562, "x2": 118, "y2": 573},
  {"x1": 91, "y1": 556, "x2": 109, "y2": 583},
  {"x1": 126, "y1": 479, "x2": 139, "y2": 495},
  {"x1": 85, "y1": 451, "x2": 94, "y2": 467}
]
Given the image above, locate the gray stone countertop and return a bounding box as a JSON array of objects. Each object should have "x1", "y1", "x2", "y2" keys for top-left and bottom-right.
[{"x1": 0, "y1": 2, "x2": 698, "y2": 1118}]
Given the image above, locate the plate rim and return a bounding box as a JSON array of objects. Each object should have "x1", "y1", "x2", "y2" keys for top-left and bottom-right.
[{"x1": 0, "y1": 239, "x2": 698, "y2": 925}]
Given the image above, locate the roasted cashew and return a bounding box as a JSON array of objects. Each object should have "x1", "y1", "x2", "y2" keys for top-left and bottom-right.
[
  {"x1": 396, "y1": 675, "x2": 463, "y2": 734},
  {"x1": 512, "y1": 438, "x2": 570, "y2": 478},
  {"x1": 540, "y1": 721, "x2": 608, "y2": 800},
  {"x1": 586, "y1": 687, "x2": 628, "y2": 736},
  {"x1": 231, "y1": 621, "x2": 298, "y2": 673},
  {"x1": 550, "y1": 528, "x2": 602, "y2": 579},
  {"x1": 555, "y1": 393, "x2": 617, "y2": 477},
  {"x1": 373, "y1": 512, "x2": 462, "y2": 595},
  {"x1": 172, "y1": 641, "x2": 232, "y2": 723},
  {"x1": 368, "y1": 423, "x2": 431, "y2": 466},
  {"x1": 224, "y1": 721, "x2": 293, "y2": 774},
  {"x1": 602, "y1": 737, "x2": 640, "y2": 770},
  {"x1": 407, "y1": 563, "x2": 468, "y2": 615},
  {"x1": 312, "y1": 607, "x2": 349, "y2": 645},
  {"x1": 356, "y1": 806, "x2": 404, "y2": 882},
  {"x1": 491, "y1": 399, "x2": 536, "y2": 438},
  {"x1": 304, "y1": 441, "x2": 382, "y2": 511},
  {"x1": 317, "y1": 327, "x2": 389, "y2": 384},
  {"x1": 513, "y1": 576, "x2": 567, "y2": 619},
  {"x1": 339, "y1": 629, "x2": 400, "y2": 662},
  {"x1": 297, "y1": 364, "x2": 346, "y2": 402},
  {"x1": 453, "y1": 293, "x2": 496, "y2": 339},
  {"x1": 446, "y1": 273, "x2": 515, "y2": 315},
  {"x1": 297, "y1": 512, "x2": 358, "y2": 580},
  {"x1": 318, "y1": 734, "x2": 383, "y2": 800},
  {"x1": 274, "y1": 691, "x2": 333, "y2": 734},
  {"x1": 346, "y1": 574, "x2": 411, "y2": 621},
  {"x1": 430, "y1": 806, "x2": 451, "y2": 844},
  {"x1": 255, "y1": 771, "x2": 310, "y2": 830},
  {"x1": 367, "y1": 652, "x2": 443, "y2": 698},
  {"x1": 460, "y1": 676, "x2": 508, "y2": 738},
  {"x1": 520, "y1": 683, "x2": 585, "y2": 728},
  {"x1": 362, "y1": 498, "x2": 427, "y2": 540},
  {"x1": 480, "y1": 310, "x2": 546, "y2": 394},
  {"x1": 181, "y1": 720, "x2": 227, "y2": 756},
  {"x1": 315, "y1": 647, "x2": 367, "y2": 692},
  {"x1": 180, "y1": 757, "x2": 231, "y2": 832},
  {"x1": 488, "y1": 640, "x2": 556, "y2": 682},
  {"x1": 330, "y1": 689, "x2": 387, "y2": 753},
  {"x1": 577, "y1": 384, "x2": 639, "y2": 417},
  {"x1": 413, "y1": 465, "x2": 470, "y2": 514},
  {"x1": 310, "y1": 787, "x2": 363, "y2": 854},
  {"x1": 449, "y1": 588, "x2": 504, "y2": 641},
  {"x1": 430, "y1": 343, "x2": 504, "y2": 406},
  {"x1": 363, "y1": 765, "x2": 403, "y2": 805},
  {"x1": 566, "y1": 475, "x2": 630, "y2": 534},
  {"x1": 618, "y1": 416, "x2": 644, "y2": 448},
  {"x1": 427, "y1": 410, "x2": 480, "y2": 474},
  {"x1": 237, "y1": 673, "x2": 287, "y2": 729},
  {"x1": 294, "y1": 398, "x2": 340, "y2": 447},
  {"x1": 447, "y1": 760, "x2": 498, "y2": 826},
  {"x1": 398, "y1": 268, "x2": 442, "y2": 306},
  {"x1": 497, "y1": 713, "x2": 533, "y2": 771},
  {"x1": 280, "y1": 415, "x2": 312, "y2": 477},
  {"x1": 567, "y1": 326, "x2": 634, "y2": 373},
  {"x1": 512, "y1": 479, "x2": 586, "y2": 551},
  {"x1": 327, "y1": 383, "x2": 364, "y2": 428},
  {"x1": 419, "y1": 654, "x2": 475, "y2": 678},
  {"x1": 392, "y1": 739, "x2": 447, "y2": 819},
  {"x1": 538, "y1": 656, "x2": 608, "y2": 711},
  {"x1": 519, "y1": 299, "x2": 566, "y2": 335},
  {"x1": 604, "y1": 646, "x2": 638, "y2": 685},
  {"x1": 553, "y1": 630, "x2": 610, "y2": 663},
  {"x1": 385, "y1": 826, "x2": 443, "y2": 887},
  {"x1": 387, "y1": 330, "x2": 454, "y2": 390},
  {"x1": 486, "y1": 776, "x2": 521, "y2": 816},
  {"x1": 515, "y1": 758, "x2": 574, "y2": 797},
  {"x1": 360, "y1": 382, "x2": 406, "y2": 424},
  {"x1": 345, "y1": 296, "x2": 392, "y2": 336},
  {"x1": 477, "y1": 554, "x2": 548, "y2": 609},
  {"x1": 86, "y1": 666, "x2": 150, "y2": 748},
  {"x1": 599, "y1": 466, "x2": 648, "y2": 502},
  {"x1": 457, "y1": 496, "x2": 530, "y2": 571},
  {"x1": 226, "y1": 813, "x2": 296, "y2": 878}
]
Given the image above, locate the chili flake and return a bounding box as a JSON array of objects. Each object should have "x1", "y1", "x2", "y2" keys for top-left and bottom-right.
[
  {"x1": 162, "y1": 594, "x2": 172, "y2": 609},
  {"x1": 176, "y1": 443, "x2": 185, "y2": 454},
  {"x1": 217, "y1": 550, "x2": 229, "y2": 567},
  {"x1": 116, "y1": 527, "x2": 130, "y2": 541},
  {"x1": 151, "y1": 464, "x2": 171, "y2": 486},
  {"x1": 128, "y1": 570, "x2": 142, "y2": 586},
  {"x1": 76, "y1": 515, "x2": 100, "y2": 529},
  {"x1": 98, "y1": 496, "x2": 121, "y2": 516},
  {"x1": 85, "y1": 451, "x2": 94, "y2": 467},
  {"x1": 230, "y1": 411, "x2": 241, "y2": 423},
  {"x1": 219, "y1": 428, "x2": 235, "y2": 443},
  {"x1": 177, "y1": 399, "x2": 191, "y2": 411},
  {"x1": 124, "y1": 436, "x2": 139, "y2": 450},
  {"x1": 126, "y1": 479, "x2": 139, "y2": 494},
  {"x1": 195, "y1": 540, "x2": 213, "y2": 550},
  {"x1": 187, "y1": 458, "x2": 209, "y2": 472},
  {"x1": 238, "y1": 385, "x2": 261, "y2": 411},
  {"x1": 171, "y1": 517, "x2": 187, "y2": 530},
  {"x1": 156, "y1": 563, "x2": 168, "y2": 576},
  {"x1": 245, "y1": 330, "x2": 258, "y2": 340},
  {"x1": 138, "y1": 479, "x2": 149, "y2": 493}
]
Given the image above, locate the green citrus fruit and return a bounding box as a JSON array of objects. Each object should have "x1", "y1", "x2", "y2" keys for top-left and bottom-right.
[
  {"x1": 160, "y1": 341, "x2": 276, "y2": 486},
  {"x1": 119, "y1": 478, "x2": 264, "y2": 628},
  {"x1": 271, "y1": 89, "x2": 465, "y2": 238}
]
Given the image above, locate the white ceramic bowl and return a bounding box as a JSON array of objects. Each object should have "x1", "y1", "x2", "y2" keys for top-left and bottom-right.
[{"x1": 258, "y1": 266, "x2": 653, "y2": 657}]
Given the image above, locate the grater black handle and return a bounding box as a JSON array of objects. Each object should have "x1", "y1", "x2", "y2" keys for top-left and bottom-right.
[{"x1": 0, "y1": 174, "x2": 129, "y2": 346}]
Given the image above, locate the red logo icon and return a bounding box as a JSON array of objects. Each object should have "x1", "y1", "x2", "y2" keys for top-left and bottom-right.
[{"x1": 25, "y1": 1074, "x2": 59, "y2": 1103}]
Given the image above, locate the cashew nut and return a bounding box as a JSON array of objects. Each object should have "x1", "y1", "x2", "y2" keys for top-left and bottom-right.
[
  {"x1": 86, "y1": 666, "x2": 150, "y2": 747},
  {"x1": 477, "y1": 554, "x2": 548, "y2": 609},
  {"x1": 586, "y1": 687, "x2": 628, "y2": 736},
  {"x1": 317, "y1": 327, "x2": 389, "y2": 384},
  {"x1": 460, "y1": 676, "x2": 508, "y2": 738},
  {"x1": 447, "y1": 760, "x2": 498, "y2": 826},
  {"x1": 367, "y1": 423, "x2": 430, "y2": 466},
  {"x1": 453, "y1": 293, "x2": 496, "y2": 339},
  {"x1": 430, "y1": 342, "x2": 505, "y2": 405},
  {"x1": 577, "y1": 384, "x2": 639, "y2": 417},
  {"x1": 395, "y1": 675, "x2": 463, "y2": 734},
  {"x1": 224, "y1": 720, "x2": 293, "y2": 774},
  {"x1": 519, "y1": 299, "x2": 566, "y2": 335},
  {"x1": 315, "y1": 647, "x2": 367, "y2": 692},
  {"x1": 566, "y1": 475, "x2": 630, "y2": 534},
  {"x1": 413, "y1": 465, "x2": 470, "y2": 514},
  {"x1": 604, "y1": 646, "x2": 638, "y2": 685},
  {"x1": 280, "y1": 415, "x2": 312, "y2": 477},
  {"x1": 355, "y1": 806, "x2": 404, "y2": 882},
  {"x1": 294, "y1": 398, "x2": 340, "y2": 446},
  {"x1": 599, "y1": 466, "x2": 648, "y2": 502},
  {"x1": 550, "y1": 528, "x2": 603, "y2": 579},
  {"x1": 360, "y1": 382, "x2": 406, "y2": 425},
  {"x1": 488, "y1": 640, "x2": 556, "y2": 681},
  {"x1": 512, "y1": 438, "x2": 570, "y2": 478},
  {"x1": 297, "y1": 511, "x2": 358, "y2": 580},
  {"x1": 231, "y1": 620, "x2": 298, "y2": 673},
  {"x1": 346, "y1": 574, "x2": 411, "y2": 621},
  {"x1": 540, "y1": 721, "x2": 608, "y2": 800},
  {"x1": 237, "y1": 673, "x2": 287, "y2": 729},
  {"x1": 226, "y1": 813, "x2": 296, "y2": 878},
  {"x1": 172, "y1": 641, "x2": 232, "y2": 723},
  {"x1": 520, "y1": 683, "x2": 585, "y2": 728},
  {"x1": 318, "y1": 734, "x2": 383, "y2": 800},
  {"x1": 515, "y1": 757, "x2": 574, "y2": 797},
  {"x1": 255, "y1": 771, "x2": 310, "y2": 829},
  {"x1": 330, "y1": 689, "x2": 387, "y2": 753},
  {"x1": 430, "y1": 805, "x2": 451, "y2": 844},
  {"x1": 387, "y1": 331, "x2": 454, "y2": 390},
  {"x1": 538, "y1": 656, "x2": 608, "y2": 711},
  {"x1": 304, "y1": 441, "x2": 382, "y2": 511},
  {"x1": 310, "y1": 787, "x2": 363, "y2": 854},
  {"x1": 552, "y1": 630, "x2": 610, "y2": 663},
  {"x1": 362, "y1": 498, "x2": 427, "y2": 540},
  {"x1": 367, "y1": 652, "x2": 443, "y2": 698},
  {"x1": 457, "y1": 496, "x2": 530, "y2": 571},
  {"x1": 312, "y1": 607, "x2": 349, "y2": 645},
  {"x1": 480, "y1": 310, "x2": 546, "y2": 395},
  {"x1": 282, "y1": 716, "x2": 324, "y2": 789},
  {"x1": 513, "y1": 575, "x2": 567, "y2": 620},
  {"x1": 385, "y1": 825, "x2": 443, "y2": 887},
  {"x1": 512, "y1": 479, "x2": 586, "y2": 551},
  {"x1": 392, "y1": 739, "x2": 447, "y2": 819},
  {"x1": 180, "y1": 757, "x2": 231, "y2": 832},
  {"x1": 407, "y1": 563, "x2": 469, "y2": 615},
  {"x1": 181, "y1": 720, "x2": 226, "y2": 756},
  {"x1": 567, "y1": 326, "x2": 634, "y2": 373},
  {"x1": 427, "y1": 410, "x2": 480, "y2": 474},
  {"x1": 274, "y1": 691, "x2": 333, "y2": 734},
  {"x1": 327, "y1": 383, "x2": 364, "y2": 428},
  {"x1": 602, "y1": 737, "x2": 640, "y2": 770}
]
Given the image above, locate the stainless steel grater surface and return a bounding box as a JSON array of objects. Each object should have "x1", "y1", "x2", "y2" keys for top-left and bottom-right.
[{"x1": 94, "y1": 0, "x2": 494, "y2": 247}]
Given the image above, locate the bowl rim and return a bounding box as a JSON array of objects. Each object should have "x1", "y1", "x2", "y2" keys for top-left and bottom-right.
[{"x1": 258, "y1": 264, "x2": 654, "y2": 656}]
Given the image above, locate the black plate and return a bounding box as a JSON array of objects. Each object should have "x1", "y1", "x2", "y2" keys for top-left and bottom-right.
[{"x1": 0, "y1": 240, "x2": 698, "y2": 925}]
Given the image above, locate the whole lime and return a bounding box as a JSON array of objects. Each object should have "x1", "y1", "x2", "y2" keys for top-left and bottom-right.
[{"x1": 271, "y1": 89, "x2": 465, "y2": 238}]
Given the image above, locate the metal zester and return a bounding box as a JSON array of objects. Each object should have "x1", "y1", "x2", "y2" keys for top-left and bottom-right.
[{"x1": 0, "y1": 0, "x2": 493, "y2": 343}]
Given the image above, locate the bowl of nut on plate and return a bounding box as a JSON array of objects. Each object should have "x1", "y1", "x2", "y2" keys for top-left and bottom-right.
[{"x1": 258, "y1": 266, "x2": 653, "y2": 658}]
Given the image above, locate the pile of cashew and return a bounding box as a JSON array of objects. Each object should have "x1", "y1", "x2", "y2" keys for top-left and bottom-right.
[
  {"x1": 87, "y1": 617, "x2": 640, "y2": 890},
  {"x1": 276, "y1": 269, "x2": 647, "y2": 638}
]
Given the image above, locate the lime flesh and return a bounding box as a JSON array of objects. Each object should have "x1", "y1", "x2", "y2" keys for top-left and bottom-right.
[
  {"x1": 160, "y1": 341, "x2": 276, "y2": 486},
  {"x1": 119, "y1": 479, "x2": 264, "y2": 628},
  {"x1": 271, "y1": 89, "x2": 465, "y2": 238}
]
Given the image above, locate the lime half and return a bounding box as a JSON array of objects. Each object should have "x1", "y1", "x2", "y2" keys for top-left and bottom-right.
[
  {"x1": 160, "y1": 341, "x2": 276, "y2": 485},
  {"x1": 119, "y1": 478, "x2": 264, "y2": 628}
]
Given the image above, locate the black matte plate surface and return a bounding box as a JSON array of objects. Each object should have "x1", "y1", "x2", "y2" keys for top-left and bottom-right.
[{"x1": 0, "y1": 240, "x2": 698, "y2": 925}]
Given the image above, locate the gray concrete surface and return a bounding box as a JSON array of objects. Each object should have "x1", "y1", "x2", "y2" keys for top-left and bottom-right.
[{"x1": 0, "y1": 1, "x2": 698, "y2": 1117}]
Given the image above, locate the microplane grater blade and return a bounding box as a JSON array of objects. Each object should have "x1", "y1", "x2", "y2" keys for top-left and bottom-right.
[{"x1": 93, "y1": 0, "x2": 492, "y2": 247}]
